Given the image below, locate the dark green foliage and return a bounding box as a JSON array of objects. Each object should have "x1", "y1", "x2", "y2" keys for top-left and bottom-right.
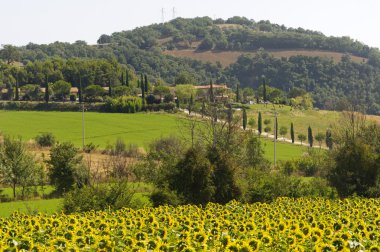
[
  {"x1": 169, "y1": 148, "x2": 215, "y2": 204},
  {"x1": 308, "y1": 126, "x2": 313, "y2": 147},
  {"x1": 258, "y1": 112, "x2": 262, "y2": 135},
  {"x1": 15, "y1": 82, "x2": 19, "y2": 101},
  {"x1": 209, "y1": 79, "x2": 214, "y2": 102},
  {"x1": 125, "y1": 70, "x2": 129, "y2": 86},
  {"x1": 44, "y1": 78, "x2": 49, "y2": 103},
  {"x1": 329, "y1": 138, "x2": 379, "y2": 197},
  {"x1": 275, "y1": 117, "x2": 278, "y2": 140},
  {"x1": 144, "y1": 74, "x2": 149, "y2": 93},
  {"x1": 47, "y1": 142, "x2": 88, "y2": 195},
  {"x1": 108, "y1": 82, "x2": 112, "y2": 96},
  {"x1": 326, "y1": 129, "x2": 333, "y2": 150},
  {"x1": 236, "y1": 84, "x2": 240, "y2": 102},
  {"x1": 150, "y1": 189, "x2": 183, "y2": 207},
  {"x1": 242, "y1": 108, "x2": 247, "y2": 130},
  {"x1": 63, "y1": 181, "x2": 134, "y2": 213},
  {"x1": 262, "y1": 78, "x2": 267, "y2": 102},
  {"x1": 290, "y1": 122, "x2": 295, "y2": 143},
  {"x1": 35, "y1": 132, "x2": 56, "y2": 147},
  {"x1": 207, "y1": 147, "x2": 241, "y2": 204}
]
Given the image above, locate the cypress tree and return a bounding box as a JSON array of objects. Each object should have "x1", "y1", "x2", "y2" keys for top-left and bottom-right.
[
  {"x1": 201, "y1": 101, "x2": 205, "y2": 118},
  {"x1": 188, "y1": 94, "x2": 193, "y2": 115},
  {"x1": 209, "y1": 79, "x2": 214, "y2": 102},
  {"x1": 108, "y1": 81, "x2": 112, "y2": 96},
  {"x1": 126, "y1": 70, "x2": 129, "y2": 86},
  {"x1": 176, "y1": 98, "x2": 180, "y2": 108},
  {"x1": 308, "y1": 126, "x2": 313, "y2": 147},
  {"x1": 144, "y1": 74, "x2": 149, "y2": 93},
  {"x1": 15, "y1": 81, "x2": 19, "y2": 101},
  {"x1": 290, "y1": 122, "x2": 295, "y2": 143},
  {"x1": 263, "y1": 78, "x2": 267, "y2": 102},
  {"x1": 120, "y1": 72, "x2": 124, "y2": 86},
  {"x1": 44, "y1": 75, "x2": 49, "y2": 103},
  {"x1": 236, "y1": 84, "x2": 240, "y2": 102},
  {"x1": 141, "y1": 77, "x2": 145, "y2": 104},
  {"x1": 326, "y1": 129, "x2": 333, "y2": 150},
  {"x1": 242, "y1": 108, "x2": 247, "y2": 130},
  {"x1": 258, "y1": 112, "x2": 262, "y2": 136},
  {"x1": 275, "y1": 116, "x2": 278, "y2": 139}
]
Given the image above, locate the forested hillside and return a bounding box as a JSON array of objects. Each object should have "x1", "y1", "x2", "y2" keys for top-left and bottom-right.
[{"x1": 1, "y1": 16, "x2": 380, "y2": 113}]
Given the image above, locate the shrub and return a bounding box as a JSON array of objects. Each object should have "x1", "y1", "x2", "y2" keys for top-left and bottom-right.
[
  {"x1": 150, "y1": 189, "x2": 183, "y2": 207},
  {"x1": 35, "y1": 132, "x2": 56, "y2": 147},
  {"x1": 63, "y1": 181, "x2": 134, "y2": 213}
]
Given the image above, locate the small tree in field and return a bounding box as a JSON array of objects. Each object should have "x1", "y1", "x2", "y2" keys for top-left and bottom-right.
[
  {"x1": 308, "y1": 126, "x2": 314, "y2": 147},
  {"x1": 242, "y1": 108, "x2": 247, "y2": 130},
  {"x1": 0, "y1": 136, "x2": 41, "y2": 199},
  {"x1": 47, "y1": 142, "x2": 89, "y2": 195},
  {"x1": 326, "y1": 129, "x2": 333, "y2": 150},
  {"x1": 264, "y1": 126, "x2": 271, "y2": 136},
  {"x1": 315, "y1": 132, "x2": 325, "y2": 149},
  {"x1": 279, "y1": 126, "x2": 288, "y2": 141},
  {"x1": 298, "y1": 133, "x2": 306, "y2": 145},
  {"x1": 258, "y1": 112, "x2": 262, "y2": 136},
  {"x1": 290, "y1": 122, "x2": 295, "y2": 143}
]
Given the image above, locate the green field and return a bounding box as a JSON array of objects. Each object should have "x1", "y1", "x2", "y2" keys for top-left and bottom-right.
[
  {"x1": 0, "y1": 110, "x2": 307, "y2": 161},
  {"x1": 0, "y1": 198, "x2": 62, "y2": 217},
  {"x1": 0, "y1": 111, "x2": 183, "y2": 148},
  {"x1": 246, "y1": 104, "x2": 341, "y2": 139}
]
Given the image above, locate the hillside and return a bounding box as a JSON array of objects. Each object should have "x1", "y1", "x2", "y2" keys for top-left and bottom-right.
[{"x1": 1, "y1": 16, "x2": 380, "y2": 114}]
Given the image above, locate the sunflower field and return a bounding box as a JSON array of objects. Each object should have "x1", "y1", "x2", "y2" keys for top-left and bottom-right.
[{"x1": 1, "y1": 197, "x2": 380, "y2": 251}]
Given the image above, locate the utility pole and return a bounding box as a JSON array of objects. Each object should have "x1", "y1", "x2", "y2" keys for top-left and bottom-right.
[
  {"x1": 80, "y1": 75, "x2": 85, "y2": 150},
  {"x1": 172, "y1": 7, "x2": 176, "y2": 19},
  {"x1": 273, "y1": 104, "x2": 277, "y2": 167}
]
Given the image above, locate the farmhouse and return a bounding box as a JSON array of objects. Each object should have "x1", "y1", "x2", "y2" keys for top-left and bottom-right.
[{"x1": 194, "y1": 84, "x2": 230, "y2": 102}]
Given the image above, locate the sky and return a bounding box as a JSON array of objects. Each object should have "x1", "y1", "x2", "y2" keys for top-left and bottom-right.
[{"x1": 0, "y1": 0, "x2": 379, "y2": 49}]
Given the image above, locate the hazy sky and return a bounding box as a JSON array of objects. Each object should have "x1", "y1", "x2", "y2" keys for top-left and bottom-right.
[{"x1": 1, "y1": 0, "x2": 379, "y2": 49}]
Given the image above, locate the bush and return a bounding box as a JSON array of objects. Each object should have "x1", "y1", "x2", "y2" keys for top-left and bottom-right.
[
  {"x1": 63, "y1": 181, "x2": 134, "y2": 213},
  {"x1": 150, "y1": 189, "x2": 183, "y2": 207},
  {"x1": 35, "y1": 132, "x2": 56, "y2": 147},
  {"x1": 243, "y1": 170, "x2": 336, "y2": 203}
]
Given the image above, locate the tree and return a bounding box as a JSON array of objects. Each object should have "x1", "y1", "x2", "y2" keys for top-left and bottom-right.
[
  {"x1": 242, "y1": 108, "x2": 247, "y2": 130},
  {"x1": 0, "y1": 45, "x2": 20, "y2": 64},
  {"x1": 279, "y1": 126, "x2": 288, "y2": 140},
  {"x1": 258, "y1": 112, "x2": 262, "y2": 136},
  {"x1": 262, "y1": 78, "x2": 267, "y2": 102},
  {"x1": 188, "y1": 94, "x2": 194, "y2": 115},
  {"x1": 290, "y1": 122, "x2": 295, "y2": 143},
  {"x1": 0, "y1": 136, "x2": 41, "y2": 199},
  {"x1": 209, "y1": 79, "x2": 214, "y2": 103},
  {"x1": 236, "y1": 84, "x2": 240, "y2": 102},
  {"x1": 169, "y1": 148, "x2": 215, "y2": 204},
  {"x1": 327, "y1": 113, "x2": 380, "y2": 197},
  {"x1": 298, "y1": 133, "x2": 306, "y2": 145},
  {"x1": 15, "y1": 80, "x2": 19, "y2": 101},
  {"x1": 125, "y1": 69, "x2": 129, "y2": 86},
  {"x1": 315, "y1": 132, "x2": 325, "y2": 149},
  {"x1": 274, "y1": 117, "x2": 278, "y2": 140},
  {"x1": 308, "y1": 126, "x2": 314, "y2": 147},
  {"x1": 329, "y1": 137, "x2": 379, "y2": 197},
  {"x1": 52, "y1": 80, "x2": 71, "y2": 101},
  {"x1": 144, "y1": 74, "x2": 149, "y2": 93},
  {"x1": 248, "y1": 118, "x2": 256, "y2": 128},
  {"x1": 264, "y1": 126, "x2": 271, "y2": 136},
  {"x1": 44, "y1": 76, "x2": 49, "y2": 103},
  {"x1": 47, "y1": 142, "x2": 88, "y2": 195},
  {"x1": 326, "y1": 129, "x2": 333, "y2": 150}
]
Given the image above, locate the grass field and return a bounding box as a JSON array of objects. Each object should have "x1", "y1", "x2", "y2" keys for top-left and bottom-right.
[
  {"x1": 245, "y1": 104, "x2": 342, "y2": 143},
  {"x1": 0, "y1": 111, "x2": 182, "y2": 148},
  {"x1": 0, "y1": 110, "x2": 307, "y2": 161}
]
